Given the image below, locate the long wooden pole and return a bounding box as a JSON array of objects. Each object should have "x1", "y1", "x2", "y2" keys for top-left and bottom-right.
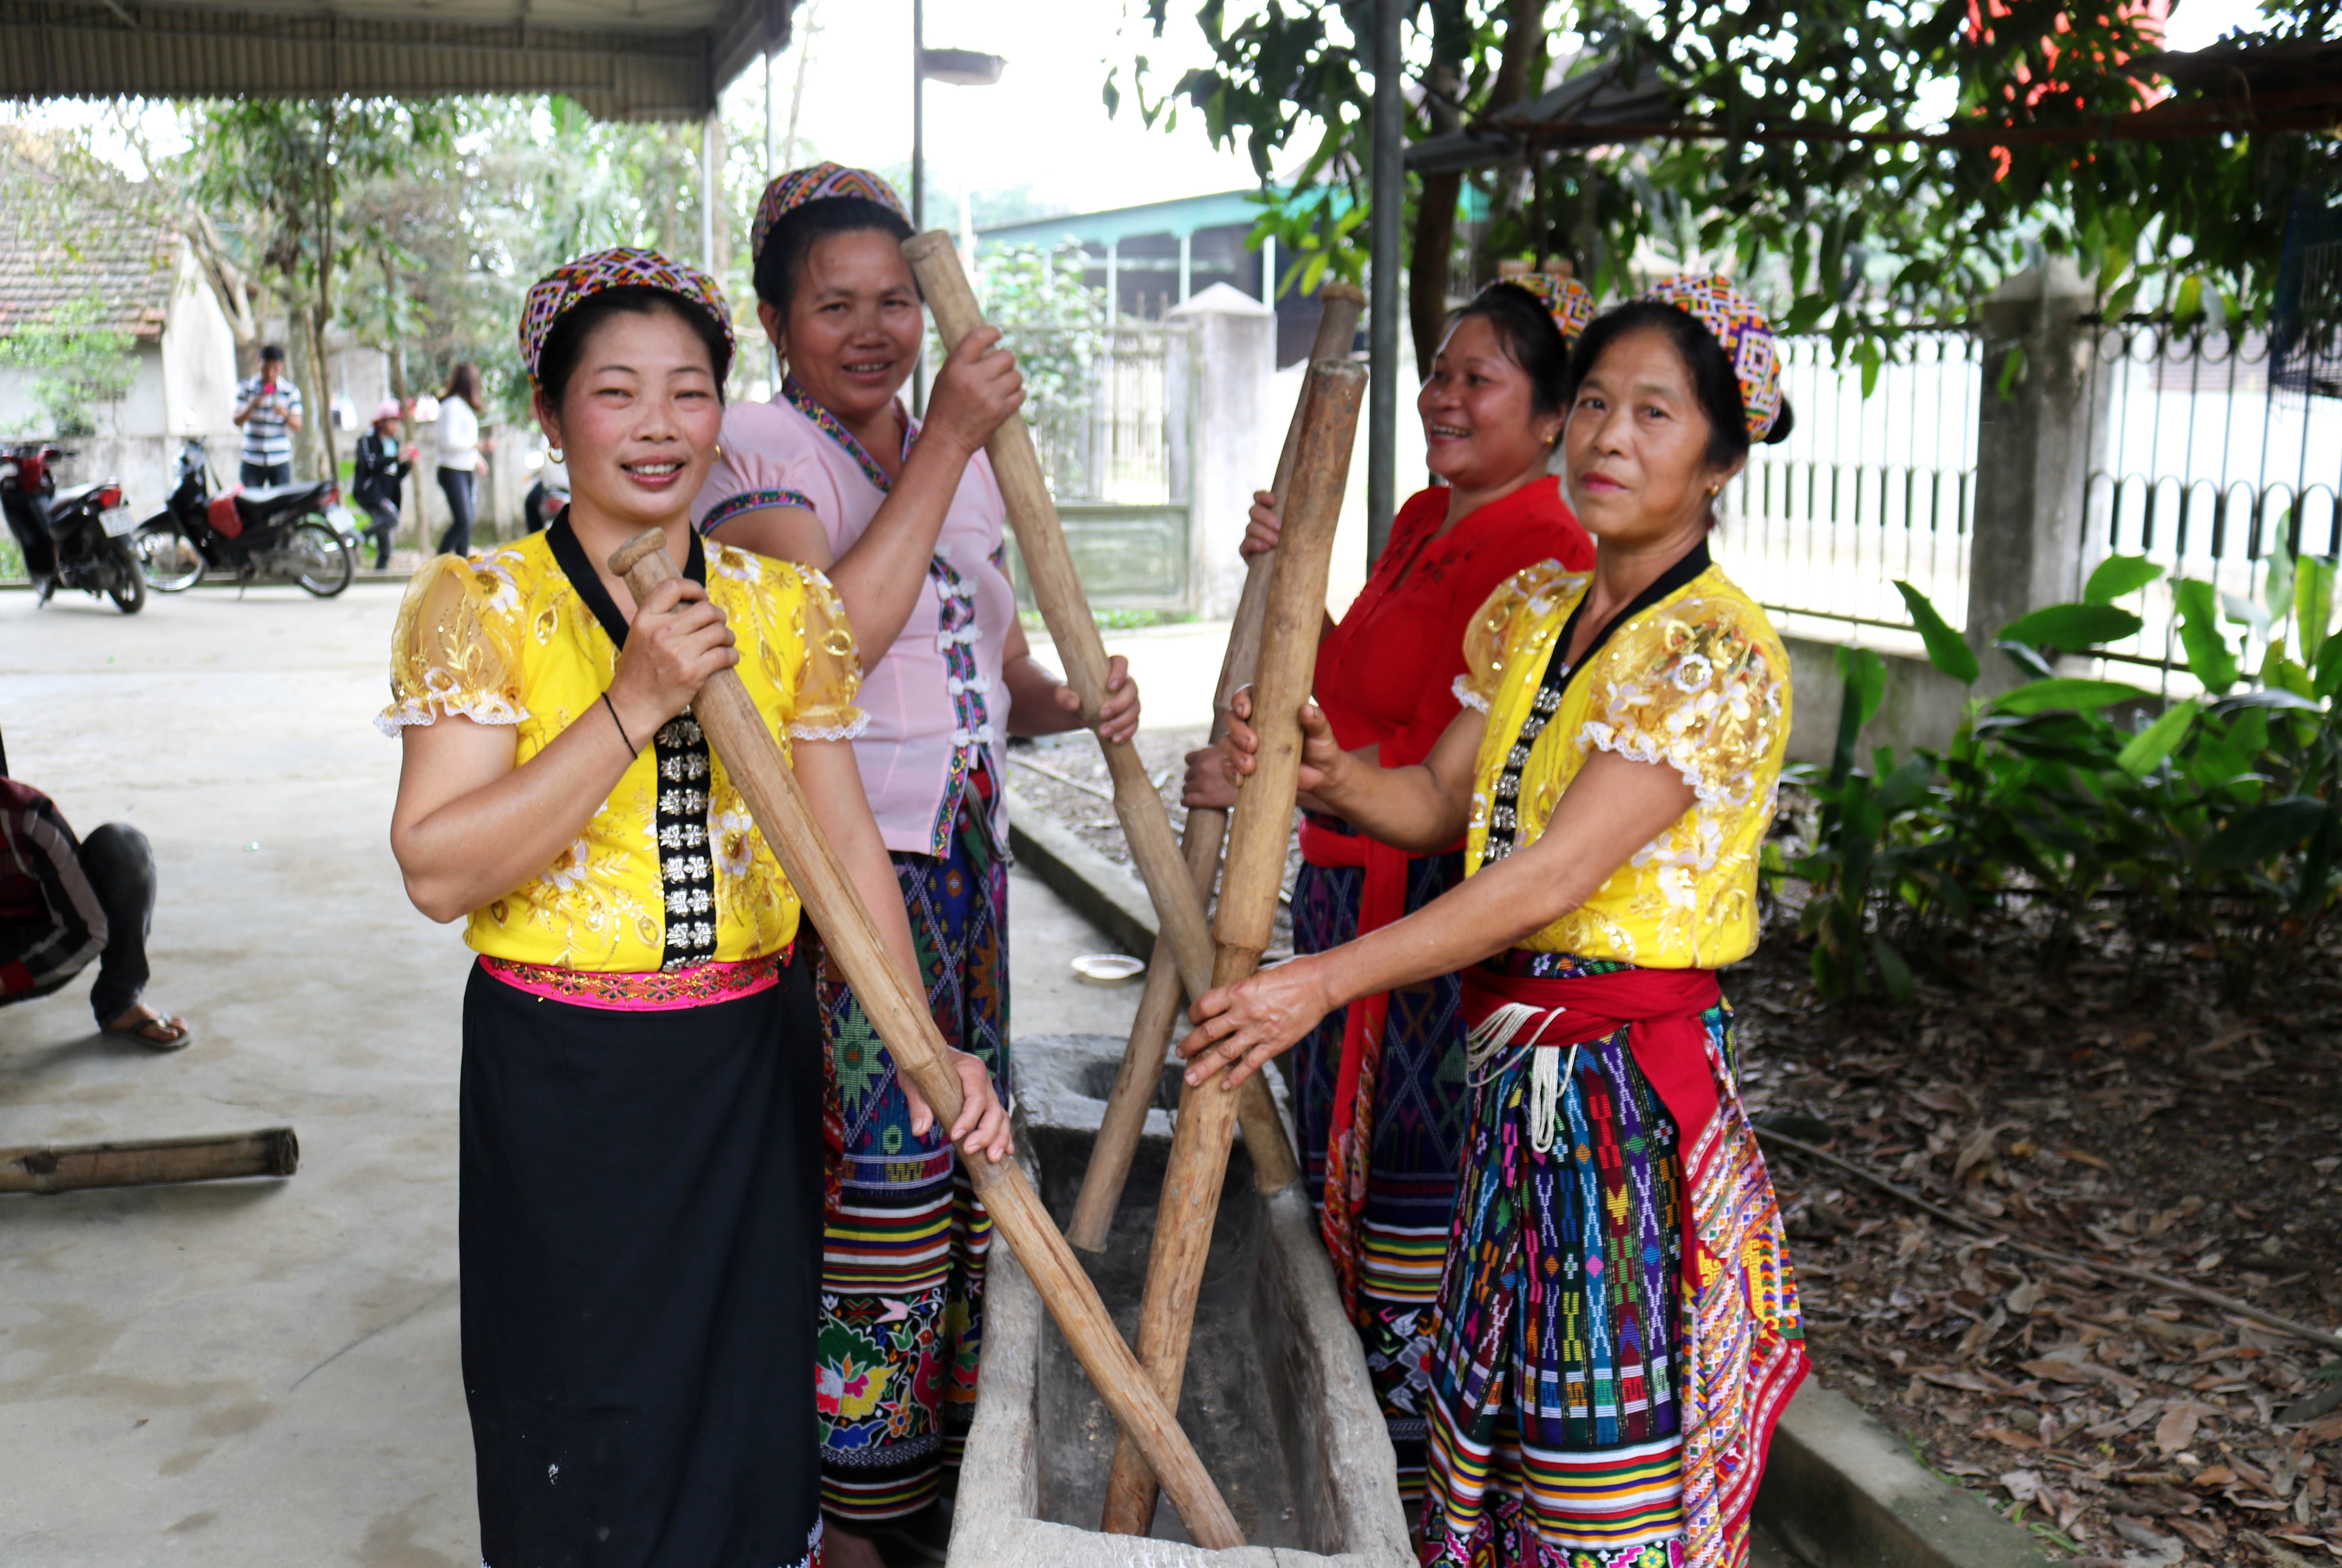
[
  {"x1": 1099, "y1": 359, "x2": 1368, "y2": 1535},
  {"x1": 1067, "y1": 283, "x2": 1365, "y2": 1252},
  {"x1": 0, "y1": 1128, "x2": 298, "y2": 1194},
  {"x1": 903, "y1": 231, "x2": 1302, "y2": 1199},
  {"x1": 609, "y1": 533, "x2": 1245, "y2": 1551}
]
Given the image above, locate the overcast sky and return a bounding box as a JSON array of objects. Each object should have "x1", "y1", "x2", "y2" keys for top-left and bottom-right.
[{"x1": 738, "y1": 0, "x2": 1267, "y2": 216}]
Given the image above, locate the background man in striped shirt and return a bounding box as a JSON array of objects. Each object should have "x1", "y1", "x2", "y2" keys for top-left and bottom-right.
[{"x1": 232, "y1": 344, "x2": 304, "y2": 487}]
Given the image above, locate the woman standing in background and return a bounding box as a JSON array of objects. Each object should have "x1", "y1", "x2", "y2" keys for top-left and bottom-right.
[{"x1": 433, "y1": 362, "x2": 492, "y2": 557}]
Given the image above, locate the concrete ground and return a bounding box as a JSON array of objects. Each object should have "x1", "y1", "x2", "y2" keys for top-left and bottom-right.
[{"x1": 0, "y1": 581, "x2": 1145, "y2": 1566}]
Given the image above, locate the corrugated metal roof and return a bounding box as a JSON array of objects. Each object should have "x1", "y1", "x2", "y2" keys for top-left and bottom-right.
[{"x1": 1, "y1": 0, "x2": 793, "y2": 121}]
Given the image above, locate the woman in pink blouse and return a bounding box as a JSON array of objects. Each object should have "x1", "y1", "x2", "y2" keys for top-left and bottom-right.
[{"x1": 691, "y1": 163, "x2": 1136, "y2": 1568}]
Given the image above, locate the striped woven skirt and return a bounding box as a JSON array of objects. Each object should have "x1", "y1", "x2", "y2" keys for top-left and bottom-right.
[
  {"x1": 812, "y1": 775, "x2": 1009, "y2": 1524},
  {"x1": 1290, "y1": 828, "x2": 1471, "y2": 1503},
  {"x1": 1421, "y1": 953, "x2": 1707, "y2": 1568}
]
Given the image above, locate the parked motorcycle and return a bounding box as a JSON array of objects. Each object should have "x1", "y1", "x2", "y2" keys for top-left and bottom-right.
[
  {"x1": 1, "y1": 442, "x2": 145, "y2": 614},
  {"x1": 133, "y1": 440, "x2": 353, "y2": 598}
]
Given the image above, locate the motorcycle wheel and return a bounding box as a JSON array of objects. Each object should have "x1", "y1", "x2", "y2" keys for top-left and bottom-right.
[
  {"x1": 134, "y1": 522, "x2": 206, "y2": 592},
  {"x1": 286, "y1": 518, "x2": 355, "y2": 598},
  {"x1": 106, "y1": 536, "x2": 147, "y2": 614}
]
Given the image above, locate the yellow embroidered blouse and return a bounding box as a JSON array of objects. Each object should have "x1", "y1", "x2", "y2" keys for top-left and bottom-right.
[
  {"x1": 377, "y1": 531, "x2": 866, "y2": 971},
  {"x1": 1455, "y1": 558, "x2": 1790, "y2": 967}
]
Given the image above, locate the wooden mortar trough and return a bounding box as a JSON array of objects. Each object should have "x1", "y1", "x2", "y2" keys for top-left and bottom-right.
[{"x1": 950, "y1": 1032, "x2": 1414, "y2": 1568}]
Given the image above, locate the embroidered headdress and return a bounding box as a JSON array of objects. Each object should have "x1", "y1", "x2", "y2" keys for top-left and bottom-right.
[
  {"x1": 518, "y1": 246, "x2": 734, "y2": 386},
  {"x1": 1491, "y1": 271, "x2": 1596, "y2": 346},
  {"x1": 1640, "y1": 273, "x2": 1782, "y2": 442},
  {"x1": 751, "y1": 162, "x2": 912, "y2": 264}
]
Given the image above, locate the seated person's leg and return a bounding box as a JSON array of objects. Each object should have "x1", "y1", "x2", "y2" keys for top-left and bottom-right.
[{"x1": 77, "y1": 824, "x2": 187, "y2": 1048}]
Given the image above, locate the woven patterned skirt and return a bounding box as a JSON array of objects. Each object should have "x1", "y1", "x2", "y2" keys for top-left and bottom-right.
[
  {"x1": 1421, "y1": 953, "x2": 1711, "y2": 1568},
  {"x1": 1291, "y1": 830, "x2": 1470, "y2": 1503},
  {"x1": 812, "y1": 777, "x2": 1009, "y2": 1524}
]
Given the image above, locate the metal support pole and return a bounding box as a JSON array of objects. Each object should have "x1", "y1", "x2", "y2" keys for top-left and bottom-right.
[
  {"x1": 911, "y1": 0, "x2": 926, "y2": 231},
  {"x1": 1178, "y1": 231, "x2": 1192, "y2": 303},
  {"x1": 700, "y1": 112, "x2": 717, "y2": 276},
  {"x1": 1262, "y1": 233, "x2": 1277, "y2": 308},
  {"x1": 764, "y1": 44, "x2": 775, "y2": 181},
  {"x1": 911, "y1": 0, "x2": 926, "y2": 414},
  {"x1": 1106, "y1": 240, "x2": 1119, "y2": 322},
  {"x1": 1366, "y1": 0, "x2": 1403, "y2": 565}
]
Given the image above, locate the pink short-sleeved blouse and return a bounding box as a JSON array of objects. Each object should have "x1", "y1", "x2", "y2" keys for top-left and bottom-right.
[{"x1": 692, "y1": 378, "x2": 1016, "y2": 858}]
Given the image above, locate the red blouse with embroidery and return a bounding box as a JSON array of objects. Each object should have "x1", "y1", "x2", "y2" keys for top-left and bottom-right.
[{"x1": 1313, "y1": 474, "x2": 1593, "y2": 769}]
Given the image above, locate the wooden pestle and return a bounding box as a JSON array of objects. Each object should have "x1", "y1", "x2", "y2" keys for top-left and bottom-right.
[
  {"x1": 1067, "y1": 282, "x2": 1366, "y2": 1252},
  {"x1": 608, "y1": 531, "x2": 1246, "y2": 1551},
  {"x1": 0, "y1": 1128, "x2": 299, "y2": 1194},
  {"x1": 901, "y1": 230, "x2": 1302, "y2": 1200},
  {"x1": 1098, "y1": 359, "x2": 1368, "y2": 1535}
]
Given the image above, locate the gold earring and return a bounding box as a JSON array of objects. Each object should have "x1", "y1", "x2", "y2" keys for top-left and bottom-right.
[
  {"x1": 714, "y1": 443, "x2": 725, "y2": 462},
  {"x1": 546, "y1": 447, "x2": 564, "y2": 464},
  {"x1": 1707, "y1": 483, "x2": 1721, "y2": 497}
]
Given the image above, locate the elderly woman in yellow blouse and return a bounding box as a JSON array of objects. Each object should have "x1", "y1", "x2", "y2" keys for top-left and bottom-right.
[
  {"x1": 1190, "y1": 278, "x2": 1804, "y2": 1568},
  {"x1": 380, "y1": 248, "x2": 1009, "y2": 1568}
]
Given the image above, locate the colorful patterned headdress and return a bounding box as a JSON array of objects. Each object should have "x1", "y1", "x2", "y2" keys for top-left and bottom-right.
[
  {"x1": 518, "y1": 247, "x2": 735, "y2": 386},
  {"x1": 751, "y1": 162, "x2": 912, "y2": 264},
  {"x1": 1491, "y1": 271, "x2": 1596, "y2": 346},
  {"x1": 1639, "y1": 273, "x2": 1782, "y2": 442}
]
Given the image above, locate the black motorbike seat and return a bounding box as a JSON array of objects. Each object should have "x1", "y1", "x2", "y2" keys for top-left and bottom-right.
[{"x1": 234, "y1": 481, "x2": 332, "y2": 523}]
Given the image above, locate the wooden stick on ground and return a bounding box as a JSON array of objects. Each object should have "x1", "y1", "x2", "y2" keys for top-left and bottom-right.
[
  {"x1": 903, "y1": 230, "x2": 1301, "y2": 1200},
  {"x1": 608, "y1": 531, "x2": 1245, "y2": 1551},
  {"x1": 1099, "y1": 358, "x2": 1369, "y2": 1536},
  {"x1": 1068, "y1": 282, "x2": 1366, "y2": 1252},
  {"x1": 0, "y1": 1128, "x2": 299, "y2": 1195},
  {"x1": 1759, "y1": 1126, "x2": 2342, "y2": 1355}
]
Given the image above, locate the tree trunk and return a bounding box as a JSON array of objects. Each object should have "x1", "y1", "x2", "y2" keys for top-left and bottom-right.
[{"x1": 1406, "y1": 0, "x2": 1545, "y2": 372}]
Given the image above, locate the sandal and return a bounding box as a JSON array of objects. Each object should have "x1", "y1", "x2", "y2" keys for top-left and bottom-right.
[{"x1": 105, "y1": 1012, "x2": 193, "y2": 1051}]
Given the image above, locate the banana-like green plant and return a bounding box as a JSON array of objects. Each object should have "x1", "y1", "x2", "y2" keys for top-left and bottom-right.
[{"x1": 1784, "y1": 552, "x2": 2341, "y2": 1003}]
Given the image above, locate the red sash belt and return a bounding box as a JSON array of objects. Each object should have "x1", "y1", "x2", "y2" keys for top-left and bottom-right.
[{"x1": 1462, "y1": 963, "x2": 1723, "y2": 1266}]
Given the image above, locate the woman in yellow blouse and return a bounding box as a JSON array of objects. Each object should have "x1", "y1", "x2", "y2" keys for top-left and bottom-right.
[
  {"x1": 1191, "y1": 278, "x2": 1804, "y2": 1568},
  {"x1": 382, "y1": 247, "x2": 1008, "y2": 1568}
]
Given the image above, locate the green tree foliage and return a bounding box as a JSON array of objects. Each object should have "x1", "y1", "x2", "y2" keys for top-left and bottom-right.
[
  {"x1": 192, "y1": 98, "x2": 453, "y2": 479},
  {"x1": 1784, "y1": 555, "x2": 2342, "y2": 1006},
  {"x1": 1117, "y1": 0, "x2": 2338, "y2": 362},
  {"x1": 0, "y1": 295, "x2": 137, "y2": 438}
]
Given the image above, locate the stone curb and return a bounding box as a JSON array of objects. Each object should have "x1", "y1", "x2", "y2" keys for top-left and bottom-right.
[
  {"x1": 1003, "y1": 780, "x2": 2059, "y2": 1568},
  {"x1": 1006, "y1": 786, "x2": 1160, "y2": 960},
  {"x1": 1759, "y1": 1384, "x2": 2059, "y2": 1568}
]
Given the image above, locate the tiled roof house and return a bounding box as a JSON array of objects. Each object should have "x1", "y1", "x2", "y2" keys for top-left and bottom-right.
[{"x1": 0, "y1": 200, "x2": 242, "y2": 507}]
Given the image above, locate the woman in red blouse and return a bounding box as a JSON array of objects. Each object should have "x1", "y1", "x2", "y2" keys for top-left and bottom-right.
[{"x1": 1187, "y1": 272, "x2": 1595, "y2": 1507}]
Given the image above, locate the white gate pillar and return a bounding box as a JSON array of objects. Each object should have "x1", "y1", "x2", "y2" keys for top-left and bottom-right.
[{"x1": 1169, "y1": 283, "x2": 1276, "y2": 618}]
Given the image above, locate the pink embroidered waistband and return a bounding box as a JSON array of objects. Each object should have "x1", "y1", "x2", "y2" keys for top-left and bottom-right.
[{"x1": 478, "y1": 948, "x2": 790, "y2": 1012}]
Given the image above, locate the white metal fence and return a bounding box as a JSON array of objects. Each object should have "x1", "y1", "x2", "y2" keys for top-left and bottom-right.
[
  {"x1": 2082, "y1": 323, "x2": 2342, "y2": 680},
  {"x1": 1713, "y1": 330, "x2": 1983, "y2": 632},
  {"x1": 1709, "y1": 321, "x2": 2342, "y2": 675}
]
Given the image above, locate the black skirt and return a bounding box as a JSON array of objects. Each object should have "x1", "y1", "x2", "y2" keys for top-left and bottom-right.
[{"x1": 460, "y1": 950, "x2": 825, "y2": 1568}]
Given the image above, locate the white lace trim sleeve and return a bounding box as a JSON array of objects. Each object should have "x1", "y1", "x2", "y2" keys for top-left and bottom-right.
[
  {"x1": 787, "y1": 712, "x2": 872, "y2": 743},
  {"x1": 1575, "y1": 717, "x2": 1747, "y2": 814},
  {"x1": 1451, "y1": 673, "x2": 1491, "y2": 713},
  {"x1": 374, "y1": 693, "x2": 529, "y2": 738}
]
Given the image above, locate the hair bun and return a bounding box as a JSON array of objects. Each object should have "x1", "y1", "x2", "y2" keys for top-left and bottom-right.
[{"x1": 1761, "y1": 395, "x2": 1796, "y2": 445}]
